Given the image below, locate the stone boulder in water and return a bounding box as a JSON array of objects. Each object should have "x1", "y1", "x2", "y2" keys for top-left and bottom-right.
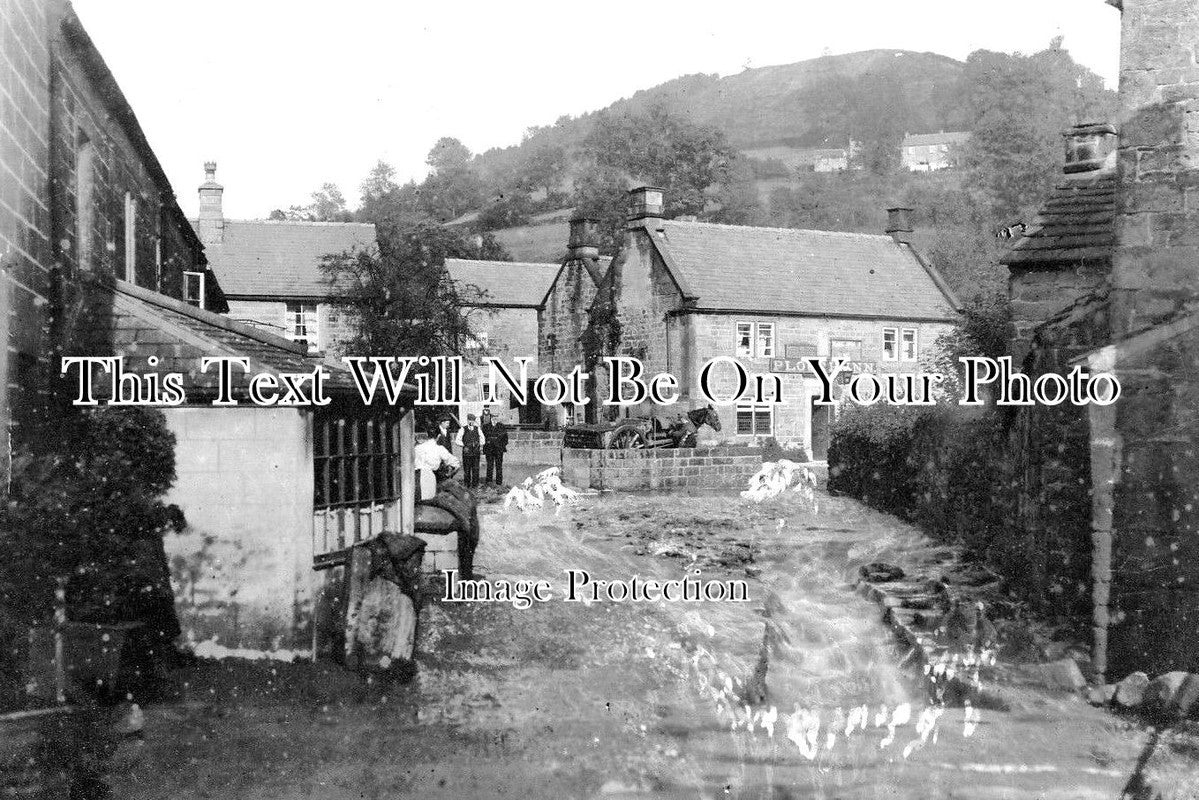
[{"x1": 859, "y1": 562, "x2": 905, "y2": 583}]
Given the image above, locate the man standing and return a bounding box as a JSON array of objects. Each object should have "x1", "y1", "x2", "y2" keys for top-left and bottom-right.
[
  {"x1": 482, "y1": 410, "x2": 509, "y2": 486},
  {"x1": 434, "y1": 414, "x2": 454, "y2": 453},
  {"x1": 455, "y1": 413, "x2": 485, "y2": 488}
]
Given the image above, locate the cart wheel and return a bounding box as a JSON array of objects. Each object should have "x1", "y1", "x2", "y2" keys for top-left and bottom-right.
[{"x1": 609, "y1": 427, "x2": 646, "y2": 449}]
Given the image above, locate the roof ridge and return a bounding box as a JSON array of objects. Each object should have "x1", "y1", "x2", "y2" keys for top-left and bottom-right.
[
  {"x1": 223, "y1": 219, "x2": 376, "y2": 227},
  {"x1": 664, "y1": 219, "x2": 894, "y2": 240},
  {"x1": 445, "y1": 258, "x2": 559, "y2": 268}
]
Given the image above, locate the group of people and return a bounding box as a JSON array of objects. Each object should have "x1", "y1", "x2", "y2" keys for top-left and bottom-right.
[
  {"x1": 426, "y1": 408, "x2": 510, "y2": 489},
  {"x1": 411, "y1": 409, "x2": 510, "y2": 579}
]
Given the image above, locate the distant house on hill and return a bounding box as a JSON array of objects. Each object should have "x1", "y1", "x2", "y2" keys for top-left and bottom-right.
[
  {"x1": 194, "y1": 163, "x2": 377, "y2": 355},
  {"x1": 900, "y1": 131, "x2": 969, "y2": 172},
  {"x1": 545, "y1": 188, "x2": 961, "y2": 459},
  {"x1": 742, "y1": 145, "x2": 852, "y2": 173}
]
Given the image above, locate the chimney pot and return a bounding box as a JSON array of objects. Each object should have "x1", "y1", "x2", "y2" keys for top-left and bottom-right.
[
  {"x1": 627, "y1": 186, "x2": 665, "y2": 227},
  {"x1": 197, "y1": 161, "x2": 224, "y2": 246},
  {"x1": 886, "y1": 207, "x2": 914, "y2": 244},
  {"x1": 1063, "y1": 122, "x2": 1117, "y2": 174},
  {"x1": 567, "y1": 216, "x2": 600, "y2": 260}
]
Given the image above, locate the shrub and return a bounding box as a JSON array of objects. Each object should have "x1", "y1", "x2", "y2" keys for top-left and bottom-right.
[
  {"x1": 0, "y1": 407, "x2": 184, "y2": 661},
  {"x1": 827, "y1": 403, "x2": 932, "y2": 516}
]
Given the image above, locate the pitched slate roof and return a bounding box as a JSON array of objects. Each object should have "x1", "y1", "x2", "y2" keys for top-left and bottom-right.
[
  {"x1": 445, "y1": 258, "x2": 562, "y2": 307},
  {"x1": 649, "y1": 220, "x2": 960, "y2": 321},
  {"x1": 203, "y1": 220, "x2": 376, "y2": 299},
  {"x1": 78, "y1": 280, "x2": 376, "y2": 399},
  {"x1": 1000, "y1": 165, "x2": 1117, "y2": 267},
  {"x1": 902, "y1": 131, "x2": 969, "y2": 148}
]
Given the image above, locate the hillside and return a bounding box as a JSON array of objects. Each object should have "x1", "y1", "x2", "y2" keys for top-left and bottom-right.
[{"x1": 474, "y1": 49, "x2": 968, "y2": 181}]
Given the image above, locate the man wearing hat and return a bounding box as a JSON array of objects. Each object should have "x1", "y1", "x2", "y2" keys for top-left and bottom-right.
[
  {"x1": 454, "y1": 412, "x2": 485, "y2": 488},
  {"x1": 481, "y1": 408, "x2": 508, "y2": 486}
]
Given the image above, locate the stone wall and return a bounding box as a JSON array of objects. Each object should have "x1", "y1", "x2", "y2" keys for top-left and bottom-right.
[
  {"x1": 505, "y1": 429, "x2": 562, "y2": 464},
  {"x1": 539, "y1": 257, "x2": 599, "y2": 380},
  {"x1": 163, "y1": 406, "x2": 316, "y2": 658},
  {"x1": 225, "y1": 299, "x2": 356, "y2": 356},
  {"x1": 0, "y1": 0, "x2": 52, "y2": 484},
  {"x1": 459, "y1": 305, "x2": 541, "y2": 425},
  {"x1": 1111, "y1": 0, "x2": 1199, "y2": 336},
  {"x1": 560, "y1": 446, "x2": 761, "y2": 492},
  {"x1": 1, "y1": 0, "x2": 206, "y2": 484}
]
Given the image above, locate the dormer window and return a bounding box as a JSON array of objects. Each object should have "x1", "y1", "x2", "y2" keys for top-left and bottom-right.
[{"x1": 183, "y1": 271, "x2": 206, "y2": 308}]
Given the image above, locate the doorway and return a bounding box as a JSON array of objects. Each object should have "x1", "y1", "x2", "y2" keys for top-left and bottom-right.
[{"x1": 809, "y1": 399, "x2": 831, "y2": 461}]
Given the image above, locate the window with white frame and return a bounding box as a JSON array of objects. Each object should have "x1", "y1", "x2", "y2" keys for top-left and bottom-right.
[
  {"x1": 756, "y1": 323, "x2": 775, "y2": 357},
  {"x1": 123, "y1": 192, "x2": 137, "y2": 282},
  {"x1": 736, "y1": 403, "x2": 773, "y2": 436},
  {"x1": 183, "y1": 271, "x2": 205, "y2": 308},
  {"x1": 901, "y1": 328, "x2": 918, "y2": 361},
  {"x1": 736, "y1": 322, "x2": 752, "y2": 357},
  {"x1": 286, "y1": 302, "x2": 319, "y2": 353},
  {"x1": 735, "y1": 322, "x2": 775, "y2": 357},
  {"x1": 882, "y1": 328, "x2": 898, "y2": 361}
]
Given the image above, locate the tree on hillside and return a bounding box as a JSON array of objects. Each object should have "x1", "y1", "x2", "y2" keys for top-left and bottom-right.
[
  {"x1": 517, "y1": 141, "x2": 568, "y2": 202},
  {"x1": 419, "y1": 138, "x2": 486, "y2": 222},
  {"x1": 321, "y1": 223, "x2": 508, "y2": 357},
  {"x1": 426, "y1": 137, "x2": 473, "y2": 173},
  {"x1": 573, "y1": 105, "x2": 739, "y2": 251},
  {"x1": 572, "y1": 166, "x2": 630, "y2": 253},
  {"x1": 959, "y1": 42, "x2": 1116, "y2": 223},
  {"x1": 357, "y1": 160, "x2": 422, "y2": 233},
  {"x1": 269, "y1": 182, "x2": 352, "y2": 222}
]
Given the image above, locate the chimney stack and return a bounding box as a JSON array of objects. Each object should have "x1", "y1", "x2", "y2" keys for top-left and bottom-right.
[
  {"x1": 1110, "y1": 0, "x2": 1199, "y2": 336},
  {"x1": 886, "y1": 207, "x2": 914, "y2": 245},
  {"x1": 567, "y1": 216, "x2": 599, "y2": 260},
  {"x1": 1063, "y1": 123, "x2": 1117, "y2": 174},
  {"x1": 626, "y1": 186, "x2": 664, "y2": 229},
  {"x1": 197, "y1": 161, "x2": 224, "y2": 246}
]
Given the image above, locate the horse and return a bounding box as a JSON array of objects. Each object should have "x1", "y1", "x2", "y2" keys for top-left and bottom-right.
[{"x1": 668, "y1": 404, "x2": 722, "y2": 447}]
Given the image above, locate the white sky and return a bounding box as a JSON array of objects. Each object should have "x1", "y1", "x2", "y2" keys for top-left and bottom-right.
[{"x1": 71, "y1": 0, "x2": 1121, "y2": 219}]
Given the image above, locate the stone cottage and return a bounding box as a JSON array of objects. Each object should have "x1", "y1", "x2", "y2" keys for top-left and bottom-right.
[
  {"x1": 196, "y1": 163, "x2": 376, "y2": 355},
  {"x1": 445, "y1": 257, "x2": 560, "y2": 426},
  {"x1": 562, "y1": 187, "x2": 961, "y2": 459},
  {"x1": 900, "y1": 131, "x2": 969, "y2": 172}
]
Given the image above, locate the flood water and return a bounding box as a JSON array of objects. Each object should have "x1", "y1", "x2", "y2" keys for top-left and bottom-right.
[{"x1": 95, "y1": 487, "x2": 1155, "y2": 799}]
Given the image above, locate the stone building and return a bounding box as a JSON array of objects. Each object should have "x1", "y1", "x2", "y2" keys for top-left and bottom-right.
[
  {"x1": 1003, "y1": 0, "x2": 1199, "y2": 679},
  {"x1": 445, "y1": 256, "x2": 560, "y2": 425},
  {"x1": 538, "y1": 217, "x2": 609, "y2": 425},
  {"x1": 195, "y1": 163, "x2": 376, "y2": 355},
  {"x1": 0, "y1": 1, "x2": 417, "y2": 661},
  {"x1": 0, "y1": 0, "x2": 218, "y2": 486},
  {"x1": 900, "y1": 131, "x2": 969, "y2": 172},
  {"x1": 556, "y1": 188, "x2": 960, "y2": 459}
]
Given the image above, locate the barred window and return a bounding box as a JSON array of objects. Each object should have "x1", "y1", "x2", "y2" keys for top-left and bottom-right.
[
  {"x1": 736, "y1": 403, "x2": 773, "y2": 436},
  {"x1": 314, "y1": 411, "x2": 403, "y2": 509}
]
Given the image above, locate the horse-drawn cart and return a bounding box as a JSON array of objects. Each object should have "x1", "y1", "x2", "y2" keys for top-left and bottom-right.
[{"x1": 562, "y1": 405, "x2": 721, "y2": 450}]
